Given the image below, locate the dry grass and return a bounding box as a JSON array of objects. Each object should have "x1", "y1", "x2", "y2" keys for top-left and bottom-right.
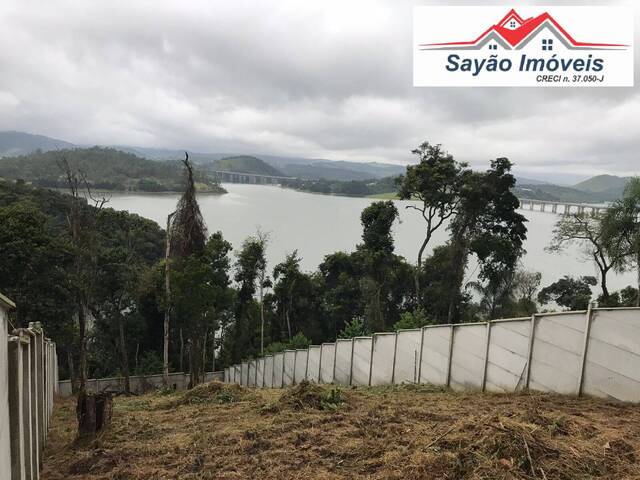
[{"x1": 42, "y1": 382, "x2": 640, "y2": 479}]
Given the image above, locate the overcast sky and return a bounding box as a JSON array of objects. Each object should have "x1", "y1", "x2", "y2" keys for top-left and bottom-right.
[{"x1": 0, "y1": 0, "x2": 637, "y2": 182}]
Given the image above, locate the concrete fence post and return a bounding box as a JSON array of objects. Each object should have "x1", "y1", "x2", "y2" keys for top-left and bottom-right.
[
  {"x1": 348, "y1": 338, "x2": 355, "y2": 386},
  {"x1": 14, "y1": 331, "x2": 34, "y2": 480},
  {"x1": 28, "y1": 322, "x2": 45, "y2": 455},
  {"x1": 367, "y1": 335, "x2": 375, "y2": 387},
  {"x1": 445, "y1": 325, "x2": 455, "y2": 388},
  {"x1": 524, "y1": 314, "x2": 537, "y2": 390},
  {"x1": 481, "y1": 322, "x2": 492, "y2": 392},
  {"x1": 8, "y1": 335, "x2": 26, "y2": 480},
  {"x1": 391, "y1": 332, "x2": 398, "y2": 385},
  {"x1": 578, "y1": 304, "x2": 595, "y2": 396},
  {"x1": 304, "y1": 349, "x2": 310, "y2": 381},
  {"x1": 417, "y1": 327, "x2": 426, "y2": 384},
  {"x1": 317, "y1": 345, "x2": 324, "y2": 384},
  {"x1": 332, "y1": 342, "x2": 338, "y2": 384},
  {"x1": 0, "y1": 297, "x2": 13, "y2": 478},
  {"x1": 293, "y1": 353, "x2": 298, "y2": 385}
]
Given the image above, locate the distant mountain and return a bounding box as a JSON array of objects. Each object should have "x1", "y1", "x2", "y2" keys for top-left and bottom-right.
[
  {"x1": 280, "y1": 163, "x2": 376, "y2": 181},
  {"x1": 0, "y1": 147, "x2": 225, "y2": 193},
  {"x1": 573, "y1": 175, "x2": 631, "y2": 201},
  {"x1": 513, "y1": 183, "x2": 611, "y2": 203},
  {"x1": 208, "y1": 156, "x2": 285, "y2": 177},
  {"x1": 0, "y1": 131, "x2": 75, "y2": 157}
]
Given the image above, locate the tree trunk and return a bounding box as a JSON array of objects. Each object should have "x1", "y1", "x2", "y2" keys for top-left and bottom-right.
[
  {"x1": 163, "y1": 212, "x2": 175, "y2": 386},
  {"x1": 77, "y1": 300, "x2": 88, "y2": 392},
  {"x1": 118, "y1": 314, "x2": 131, "y2": 394},
  {"x1": 600, "y1": 266, "x2": 610, "y2": 303},
  {"x1": 179, "y1": 328, "x2": 184, "y2": 373},
  {"x1": 259, "y1": 284, "x2": 265, "y2": 356},
  {"x1": 68, "y1": 350, "x2": 78, "y2": 395}
]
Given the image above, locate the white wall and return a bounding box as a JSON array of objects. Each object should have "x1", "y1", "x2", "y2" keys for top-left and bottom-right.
[{"x1": 223, "y1": 308, "x2": 640, "y2": 404}]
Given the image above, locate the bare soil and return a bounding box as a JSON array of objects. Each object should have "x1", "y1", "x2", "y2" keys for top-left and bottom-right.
[{"x1": 42, "y1": 382, "x2": 640, "y2": 479}]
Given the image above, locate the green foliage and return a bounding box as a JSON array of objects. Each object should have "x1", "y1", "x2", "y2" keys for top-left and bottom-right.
[
  {"x1": 264, "y1": 332, "x2": 311, "y2": 355},
  {"x1": 338, "y1": 317, "x2": 368, "y2": 338},
  {"x1": 320, "y1": 387, "x2": 346, "y2": 411},
  {"x1": 0, "y1": 147, "x2": 225, "y2": 193},
  {"x1": 210, "y1": 156, "x2": 284, "y2": 177},
  {"x1": 538, "y1": 275, "x2": 597, "y2": 310},
  {"x1": 393, "y1": 308, "x2": 430, "y2": 331},
  {"x1": 135, "y1": 351, "x2": 164, "y2": 375}
]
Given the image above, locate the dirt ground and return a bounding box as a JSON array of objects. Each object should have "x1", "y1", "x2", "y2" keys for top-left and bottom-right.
[{"x1": 42, "y1": 382, "x2": 640, "y2": 479}]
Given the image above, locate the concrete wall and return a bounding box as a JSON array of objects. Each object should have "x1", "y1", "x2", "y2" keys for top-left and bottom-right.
[
  {"x1": 58, "y1": 371, "x2": 225, "y2": 397},
  {"x1": 223, "y1": 307, "x2": 640, "y2": 404},
  {"x1": 0, "y1": 294, "x2": 59, "y2": 480}
]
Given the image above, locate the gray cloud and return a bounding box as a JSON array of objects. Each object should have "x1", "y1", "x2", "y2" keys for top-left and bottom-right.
[{"x1": 0, "y1": 0, "x2": 637, "y2": 179}]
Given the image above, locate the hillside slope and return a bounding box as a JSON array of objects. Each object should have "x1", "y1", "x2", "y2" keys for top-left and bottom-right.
[
  {"x1": 0, "y1": 147, "x2": 225, "y2": 193},
  {"x1": 0, "y1": 131, "x2": 74, "y2": 157},
  {"x1": 210, "y1": 155, "x2": 285, "y2": 176}
]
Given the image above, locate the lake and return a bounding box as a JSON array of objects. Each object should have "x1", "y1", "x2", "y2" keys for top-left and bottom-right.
[{"x1": 108, "y1": 183, "x2": 635, "y2": 292}]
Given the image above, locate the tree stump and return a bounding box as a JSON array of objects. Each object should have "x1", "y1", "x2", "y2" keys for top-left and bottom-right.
[{"x1": 76, "y1": 391, "x2": 113, "y2": 436}]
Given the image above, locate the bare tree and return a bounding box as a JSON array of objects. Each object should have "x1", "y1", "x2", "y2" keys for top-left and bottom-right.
[{"x1": 59, "y1": 157, "x2": 109, "y2": 394}]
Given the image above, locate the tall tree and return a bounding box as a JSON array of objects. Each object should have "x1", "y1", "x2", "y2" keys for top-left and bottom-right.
[
  {"x1": 396, "y1": 142, "x2": 467, "y2": 298},
  {"x1": 548, "y1": 212, "x2": 622, "y2": 304},
  {"x1": 602, "y1": 177, "x2": 640, "y2": 306},
  {"x1": 164, "y1": 153, "x2": 208, "y2": 386},
  {"x1": 355, "y1": 201, "x2": 400, "y2": 331},
  {"x1": 60, "y1": 158, "x2": 109, "y2": 393},
  {"x1": 447, "y1": 158, "x2": 527, "y2": 322}
]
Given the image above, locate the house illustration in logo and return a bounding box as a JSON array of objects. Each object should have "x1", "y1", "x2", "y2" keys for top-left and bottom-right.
[{"x1": 420, "y1": 9, "x2": 628, "y2": 51}]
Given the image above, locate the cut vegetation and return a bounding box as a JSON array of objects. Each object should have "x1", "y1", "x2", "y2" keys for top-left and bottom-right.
[{"x1": 43, "y1": 382, "x2": 640, "y2": 479}]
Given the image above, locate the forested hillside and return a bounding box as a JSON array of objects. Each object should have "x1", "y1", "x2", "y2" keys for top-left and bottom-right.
[
  {"x1": 0, "y1": 147, "x2": 226, "y2": 193},
  {"x1": 208, "y1": 155, "x2": 285, "y2": 176}
]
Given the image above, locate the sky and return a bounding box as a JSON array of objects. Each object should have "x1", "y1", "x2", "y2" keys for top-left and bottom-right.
[{"x1": 0, "y1": 0, "x2": 637, "y2": 182}]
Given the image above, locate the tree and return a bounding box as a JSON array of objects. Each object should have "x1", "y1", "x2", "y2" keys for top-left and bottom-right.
[
  {"x1": 164, "y1": 153, "x2": 208, "y2": 385},
  {"x1": 355, "y1": 201, "x2": 401, "y2": 331},
  {"x1": 547, "y1": 212, "x2": 621, "y2": 303},
  {"x1": 60, "y1": 157, "x2": 109, "y2": 393},
  {"x1": 602, "y1": 177, "x2": 640, "y2": 306},
  {"x1": 538, "y1": 275, "x2": 597, "y2": 311},
  {"x1": 228, "y1": 234, "x2": 267, "y2": 363},
  {"x1": 446, "y1": 158, "x2": 527, "y2": 322},
  {"x1": 396, "y1": 142, "x2": 467, "y2": 298}
]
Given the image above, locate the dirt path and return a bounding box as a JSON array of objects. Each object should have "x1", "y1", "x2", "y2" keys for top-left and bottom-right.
[{"x1": 42, "y1": 383, "x2": 640, "y2": 479}]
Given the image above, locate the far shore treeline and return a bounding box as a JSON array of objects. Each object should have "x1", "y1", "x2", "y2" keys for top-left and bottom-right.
[{"x1": 0, "y1": 143, "x2": 638, "y2": 397}]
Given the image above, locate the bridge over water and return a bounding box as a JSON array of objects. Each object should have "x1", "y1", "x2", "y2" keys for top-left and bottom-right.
[
  {"x1": 517, "y1": 198, "x2": 608, "y2": 215},
  {"x1": 213, "y1": 170, "x2": 295, "y2": 185}
]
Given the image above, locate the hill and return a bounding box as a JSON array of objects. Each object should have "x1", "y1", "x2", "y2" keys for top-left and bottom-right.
[
  {"x1": 43, "y1": 383, "x2": 640, "y2": 479},
  {"x1": 208, "y1": 155, "x2": 285, "y2": 176},
  {"x1": 0, "y1": 131, "x2": 74, "y2": 157},
  {"x1": 0, "y1": 147, "x2": 226, "y2": 193},
  {"x1": 573, "y1": 174, "x2": 630, "y2": 201},
  {"x1": 513, "y1": 183, "x2": 610, "y2": 203}
]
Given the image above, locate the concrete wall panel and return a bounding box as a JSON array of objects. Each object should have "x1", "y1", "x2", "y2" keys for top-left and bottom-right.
[
  {"x1": 450, "y1": 324, "x2": 485, "y2": 391},
  {"x1": 319, "y1": 344, "x2": 335, "y2": 384},
  {"x1": 273, "y1": 353, "x2": 284, "y2": 388},
  {"x1": 306, "y1": 346, "x2": 321, "y2": 383},
  {"x1": 351, "y1": 337, "x2": 372, "y2": 386},
  {"x1": 529, "y1": 312, "x2": 585, "y2": 395},
  {"x1": 370, "y1": 334, "x2": 395, "y2": 386},
  {"x1": 485, "y1": 320, "x2": 530, "y2": 393},
  {"x1": 394, "y1": 330, "x2": 421, "y2": 384},
  {"x1": 333, "y1": 340, "x2": 352, "y2": 385},
  {"x1": 256, "y1": 359, "x2": 265, "y2": 388},
  {"x1": 419, "y1": 326, "x2": 451, "y2": 386},
  {"x1": 283, "y1": 351, "x2": 296, "y2": 386},
  {"x1": 248, "y1": 361, "x2": 256, "y2": 387},
  {"x1": 264, "y1": 356, "x2": 274, "y2": 388},
  {"x1": 294, "y1": 350, "x2": 307, "y2": 384},
  {"x1": 583, "y1": 309, "x2": 640, "y2": 402}
]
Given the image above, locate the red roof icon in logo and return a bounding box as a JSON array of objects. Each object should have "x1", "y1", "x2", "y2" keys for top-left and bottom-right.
[{"x1": 420, "y1": 9, "x2": 628, "y2": 50}]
